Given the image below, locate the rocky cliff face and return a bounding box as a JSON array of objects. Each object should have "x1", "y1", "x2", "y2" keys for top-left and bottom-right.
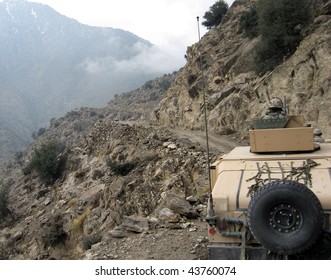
[
  {"x1": 0, "y1": 106, "x2": 212, "y2": 259},
  {"x1": 0, "y1": 68, "x2": 217, "y2": 260},
  {"x1": 1, "y1": 0, "x2": 330, "y2": 260},
  {"x1": 151, "y1": 0, "x2": 331, "y2": 139},
  {"x1": 107, "y1": 73, "x2": 177, "y2": 122}
]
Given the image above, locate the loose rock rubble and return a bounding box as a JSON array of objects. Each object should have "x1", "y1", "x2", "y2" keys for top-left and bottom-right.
[
  {"x1": 4, "y1": 0, "x2": 329, "y2": 260},
  {"x1": 0, "y1": 118, "x2": 213, "y2": 260}
]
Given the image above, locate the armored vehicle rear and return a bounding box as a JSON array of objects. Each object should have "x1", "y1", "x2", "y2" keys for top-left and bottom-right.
[{"x1": 207, "y1": 110, "x2": 331, "y2": 260}]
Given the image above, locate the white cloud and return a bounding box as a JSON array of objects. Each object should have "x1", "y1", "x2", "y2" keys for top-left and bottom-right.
[
  {"x1": 79, "y1": 57, "x2": 113, "y2": 74},
  {"x1": 113, "y1": 42, "x2": 184, "y2": 74},
  {"x1": 79, "y1": 41, "x2": 184, "y2": 76},
  {"x1": 2, "y1": 0, "x2": 236, "y2": 73}
]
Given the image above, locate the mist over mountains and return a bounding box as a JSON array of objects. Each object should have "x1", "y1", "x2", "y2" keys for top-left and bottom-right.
[{"x1": 0, "y1": 0, "x2": 165, "y2": 163}]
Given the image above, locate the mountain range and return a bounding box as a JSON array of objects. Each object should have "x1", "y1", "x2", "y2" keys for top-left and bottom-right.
[
  {"x1": 0, "y1": 0, "x2": 330, "y2": 260},
  {"x1": 0, "y1": 0, "x2": 161, "y2": 163}
]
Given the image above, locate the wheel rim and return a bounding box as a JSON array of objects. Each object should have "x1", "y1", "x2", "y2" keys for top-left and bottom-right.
[
  {"x1": 268, "y1": 203, "x2": 302, "y2": 233},
  {"x1": 248, "y1": 181, "x2": 323, "y2": 255}
]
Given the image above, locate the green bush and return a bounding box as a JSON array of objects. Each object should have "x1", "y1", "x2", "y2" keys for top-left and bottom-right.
[
  {"x1": 159, "y1": 80, "x2": 171, "y2": 91},
  {"x1": 0, "y1": 185, "x2": 10, "y2": 219},
  {"x1": 142, "y1": 80, "x2": 153, "y2": 90},
  {"x1": 80, "y1": 234, "x2": 102, "y2": 250},
  {"x1": 239, "y1": 7, "x2": 258, "y2": 38},
  {"x1": 26, "y1": 141, "x2": 66, "y2": 185},
  {"x1": 0, "y1": 245, "x2": 9, "y2": 260},
  {"x1": 42, "y1": 215, "x2": 67, "y2": 247},
  {"x1": 31, "y1": 127, "x2": 47, "y2": 140},
  {"x1": 106, "y1": 156, "x2": 135, "y2": 176},
  {"x1": 255, "y1": 0, "x2": 313, "y2": 74},
  {"x1": 202, "y1": 0, "x2": 228, "y2": 29}
]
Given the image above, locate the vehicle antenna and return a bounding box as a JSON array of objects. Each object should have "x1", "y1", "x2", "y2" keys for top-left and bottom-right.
[{"x1": 196, "y1": 16, "x2": 216, "y2": 226}]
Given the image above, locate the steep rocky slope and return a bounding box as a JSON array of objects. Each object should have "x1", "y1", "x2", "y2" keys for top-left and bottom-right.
[
  {"x1": 0, "y1": 110, "x2": 216, "y2": 259},
  {"x1": 107, "y1": 73, "x2": 177, "y2": 122},
  {"x1": 1, "y1": 0, "x2": 330, "y2": 260},
  {"x1": 1, "y1": 72, "x2": 215, "y2": 259},
  {"x1": 151, "y1": 0, "x2": 331, "y2": 139}
]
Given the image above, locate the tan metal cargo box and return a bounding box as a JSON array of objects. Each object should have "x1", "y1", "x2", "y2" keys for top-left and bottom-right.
[{"x1": 249, "y1": 127, "x2": 315, "y2": 152}]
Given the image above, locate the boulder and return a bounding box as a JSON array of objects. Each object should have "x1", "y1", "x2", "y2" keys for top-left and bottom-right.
[
  {"x1": 158, "y1": 207, "x2": 180, "y2": 223},
  {"x1": 163, "y1": 193, "x2": 199, "y2": 219},
  {"x1": 121, "y1": 215, "x2": 149, "y2": 233}
]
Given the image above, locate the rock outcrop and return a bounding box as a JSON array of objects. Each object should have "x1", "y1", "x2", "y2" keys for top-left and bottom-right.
[
  {"x1": 1, "y1": 0, "x2": 330, "y2": 260},
  {"x1": 0, "y1": 113, "x2": 210, "y2": 259},
  {"x1": 151, "y1": 0, "x2": 331, "y2": 139}
]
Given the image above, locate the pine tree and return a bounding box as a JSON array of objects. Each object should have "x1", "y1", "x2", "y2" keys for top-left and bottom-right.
[{"x1": 202, "y1": 0, "x2": 229, "y2": 29}]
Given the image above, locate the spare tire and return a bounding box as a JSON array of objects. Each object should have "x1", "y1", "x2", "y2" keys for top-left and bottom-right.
[{"x1": 247, "y1": 180, "x2": 323, "y2": 255}]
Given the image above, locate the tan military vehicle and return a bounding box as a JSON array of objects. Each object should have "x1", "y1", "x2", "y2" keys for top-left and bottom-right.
[{"x1": 207, "y1": 107, "x2": 331, "y2": 259}]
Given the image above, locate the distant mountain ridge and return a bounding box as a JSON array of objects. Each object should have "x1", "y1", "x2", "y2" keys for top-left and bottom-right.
[
  {"x1": 0, "y1": 0, "x2": 330, "y2": 260},
  {"x1": 0, "y1": 0, "x2": 159, "y2": 163}
]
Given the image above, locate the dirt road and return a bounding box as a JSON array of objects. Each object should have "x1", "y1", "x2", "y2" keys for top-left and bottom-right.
[
  {"x1": 169, "y1": 127, "x2": 238, "y2": 154},
  {"x1": 120, "y1": 120, "x2": 239, "y2": 155}
]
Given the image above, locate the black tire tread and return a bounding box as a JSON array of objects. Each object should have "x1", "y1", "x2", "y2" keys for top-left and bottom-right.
[{"x1": 247, "y1": 180, "x2": 324, "y2": 255}]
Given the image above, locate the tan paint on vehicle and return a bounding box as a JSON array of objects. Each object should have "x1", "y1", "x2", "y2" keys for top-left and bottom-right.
[{"x1": 208, "y1": 115, "x2": 331, "y2": 250}]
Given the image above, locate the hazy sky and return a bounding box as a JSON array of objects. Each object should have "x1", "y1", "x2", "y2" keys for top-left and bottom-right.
[
  {"x1": 25, "y1": 0, "x2": 235, "y2": 44},
  {"x1": 3, "y1": 0, "x2": 235, "y2": 72}
]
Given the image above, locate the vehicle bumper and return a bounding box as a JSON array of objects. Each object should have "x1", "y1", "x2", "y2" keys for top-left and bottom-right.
[{"x1": 208, "y1": 243, "x2": 268, "y2": 260}]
